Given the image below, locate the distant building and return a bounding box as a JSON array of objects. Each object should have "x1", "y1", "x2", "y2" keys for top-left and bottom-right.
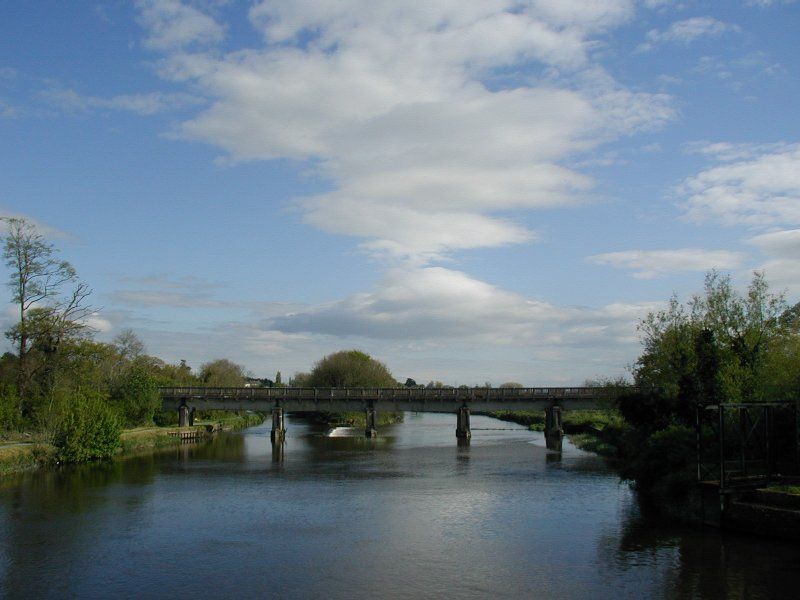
[{"x1": 244, "y1": 377, "x2": 274, "y2": 388}]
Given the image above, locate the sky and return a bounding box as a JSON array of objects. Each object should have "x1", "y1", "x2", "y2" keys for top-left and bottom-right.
[{"x1": 1, "y1": 0, "x2": 798, "y2": 385}]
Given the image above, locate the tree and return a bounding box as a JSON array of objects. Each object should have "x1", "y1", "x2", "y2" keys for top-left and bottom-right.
[
  {"x1": 113, "y1": 329, "x2": 145, "y2": 361},
  {"x1": 635, "y1": 271, "x2": 788, "y2": 403},
  {"x1": 2, "y1": 217, "x2": 92, "y2": 414},
  {"x1": 307, "y1": 350, "x2": 397, "y2": 388},
  {"x1": 199, "y1": 358, "x2": 246, "y2": 387}
]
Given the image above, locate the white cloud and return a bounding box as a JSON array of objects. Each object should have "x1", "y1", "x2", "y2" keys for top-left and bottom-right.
[
  {"x1": 267, "y1": 266, "x2": 658, "y2": 347},
  {"x1": 681, "y1": 143, "x2": 800, "y2": 227},
  {"x1": 745, "y1": 0, "x2": 797, "y2": 6},
  {"x1": 639, "y1": 17, "x2": 741, "y2": 51},
  {"x1": 588, "y1": 248, "x2": 746, "y2": 279},
  {"x1": 749, "y1": 229, "x2": 800, "y2": 294},
  {"x1": 137, "y1": 0, "x2": 674, "y2": 262},
  {"x1": 136, "y1": 0, "x2": 225, "y2": 50},
  {"x1": 41, "y1": 88, "x2": 202, "y2": 115}
]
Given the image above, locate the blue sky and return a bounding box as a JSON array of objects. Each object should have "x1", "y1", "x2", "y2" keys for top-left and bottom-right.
[{"x1": 1, "y1": 0, "x2": 798, "y2": 385}]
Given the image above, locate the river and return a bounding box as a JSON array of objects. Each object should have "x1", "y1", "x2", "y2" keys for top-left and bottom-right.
[{"x1": 1, "y1": 413, "x2": 798, "y2": 599}]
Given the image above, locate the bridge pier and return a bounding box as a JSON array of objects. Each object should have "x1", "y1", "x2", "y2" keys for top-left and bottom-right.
[
  {"x1": 178, "y1": 403, "x2": 189, "y2": 427},
  {"x1": 270, "y1": 407, "x2": 286, "y2": 444},
  {"x1": 456, "y1": 406, "x2": 471, "y2": 440},
  {"x1": 188, "y1": 407, "x2": 196, "y2": 427},
  {"x1": 365, "y1": 406, "x2": 377, "y2": 438},
  {"x1": 545, "y1": 405, "x2": 563, "y2": 451}
]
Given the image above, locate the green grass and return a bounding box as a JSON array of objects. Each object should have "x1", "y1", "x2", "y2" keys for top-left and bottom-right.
[
  {"x1": 0, "y1": 443, "x2": 56, "y2": 476},
  {"x1": 768, "y1": 485, "x2": 800, "y2": 495},
  {"x1": 1, "y1": 412, "x2": 267, "y2": 475}
]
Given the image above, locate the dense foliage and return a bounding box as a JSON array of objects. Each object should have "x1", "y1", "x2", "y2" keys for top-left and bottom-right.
[
  {"x1": 307, "y1": 350, "x2": 398, "y2": 388},
  {"x1": 0, "y1": 218, "x2": 265, "y2": 464},
  {"x1": 304, "y1": 350, "x2": 401, "y2": 427},
  {"x1": 618, "y1": 271, "x2": 799, "y2": 499}
]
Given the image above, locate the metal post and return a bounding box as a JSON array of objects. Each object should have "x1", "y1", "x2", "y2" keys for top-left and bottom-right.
[
  {"x1": 740, "y1": 407, "x2": 747, "y2": 477},
  {"x1": 695, "y1": 404, "x2": 702, "y2": 482},
  {"x1": 270, "y1": 406, "x2": 285, "y2": 444},
  {"x1": 765, "y1": 405, "x2": 772, "y2": 482},
  {"x1": 456, "y1": 406, "x2": 471, "y2": 440},
  {"x1": 719, "y1": 405, "x2": 726, "y2": 492}
]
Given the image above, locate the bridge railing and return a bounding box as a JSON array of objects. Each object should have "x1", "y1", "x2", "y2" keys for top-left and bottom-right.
[{"x1": 158, "y1": 386, "x2": 626, "y2": 402}]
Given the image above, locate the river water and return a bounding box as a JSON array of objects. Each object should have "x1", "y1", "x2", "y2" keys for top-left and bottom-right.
[{"x1": 1, "y1": 413, "x2": 798, "y2": 599}]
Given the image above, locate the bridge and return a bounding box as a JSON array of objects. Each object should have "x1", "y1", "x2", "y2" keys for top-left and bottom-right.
[{"x1": 160, "y1": 386, "x2": 626, "y2": 450}]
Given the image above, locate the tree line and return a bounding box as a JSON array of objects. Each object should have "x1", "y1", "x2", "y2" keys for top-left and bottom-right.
[{"x1": 0, "y1": 218, "x2": 262, "y2": 461}]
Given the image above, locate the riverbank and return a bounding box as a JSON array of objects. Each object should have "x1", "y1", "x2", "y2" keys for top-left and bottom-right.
[
  {"x1": 488, "y1": 409, "x2": 623, "y2": 457},
  {"x1": 0, "y1": 412, "x2": 265, "y2": 476}
]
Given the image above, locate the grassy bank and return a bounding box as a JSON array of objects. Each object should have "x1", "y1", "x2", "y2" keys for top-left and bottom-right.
[
  {"x1": 0, "y1": 412, "x2": 265, "y2": 476},
  {"x1": 488, "y1": 409, "x2": 623, "y2": 458}
]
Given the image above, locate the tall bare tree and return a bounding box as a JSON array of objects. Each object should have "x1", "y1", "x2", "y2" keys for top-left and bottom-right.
[{"x1": 2, "y1": 217, "x2": 92, "y2": 414}]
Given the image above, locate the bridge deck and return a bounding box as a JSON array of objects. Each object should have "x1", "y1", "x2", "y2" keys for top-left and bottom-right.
[{"x1": 159, "y1": 386, "x2": 622, "y2": 413}]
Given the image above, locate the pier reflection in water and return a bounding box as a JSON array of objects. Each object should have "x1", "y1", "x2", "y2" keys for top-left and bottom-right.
[{"x1": 1, "y1": 412, "x2": 799, "y2": 599}]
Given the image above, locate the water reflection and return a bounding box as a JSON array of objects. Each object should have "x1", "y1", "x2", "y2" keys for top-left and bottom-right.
[{"x1": 1, "y1": 412, "x2": 799, "y2": 599}]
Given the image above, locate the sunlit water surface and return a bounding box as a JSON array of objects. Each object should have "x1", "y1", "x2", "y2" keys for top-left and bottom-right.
[{"x1": 1, "y1": 413, "x2": 798, "y2": 599}]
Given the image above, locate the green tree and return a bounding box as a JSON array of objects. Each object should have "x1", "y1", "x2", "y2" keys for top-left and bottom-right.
[
  {"x1": 199, "y1": 358, "x2": 246, "y2": 387},
  {"x1": 1, "y1": 217, "x2": 92, "y2": 415},
  {"x1": 635, "y1": 271, "x2": 787, "y2": 403},
  {"x1": 53, "y1": 392, "x2": 121, "y2": 463},
  {"x1": 307, "y1": 350, "x2": 397, "y2": 388},
  {"x1": 112, "y1": 366, "x2": 160, "y2": 426}
]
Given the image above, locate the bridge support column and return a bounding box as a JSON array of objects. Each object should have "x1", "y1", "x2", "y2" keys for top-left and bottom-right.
[
  {"x1": 456, "y1": 406, "x2": 472, "y2": 440},
  {"x1": 178, "y1": 403, "x2": 189, "y2": 427},
  {"x1": 365, "y1": 406, "x2": 377, "y2": 438},
  {"x1": 270, "y1": 407, "x2": 286, "y2": 444},
  {"x1": 188, "y1": 407, "x2": 196, "y2": 427},
  {"x1": 545, "y1": 405, "x2": 563, "y2": 451}
]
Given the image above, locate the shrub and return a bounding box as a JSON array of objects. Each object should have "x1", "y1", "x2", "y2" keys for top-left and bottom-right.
[
  {"x1": 113, "y1": 367, "x2": 160, "y2": 426},
  {"x1": 53, "y1": 393, "x2": 121, "y2": 463}
]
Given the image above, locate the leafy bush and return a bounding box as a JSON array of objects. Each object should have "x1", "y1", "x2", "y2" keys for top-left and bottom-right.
[
  {"x1": 618, "y1": 424, "x2": 695, "y2": 498},
  {"x1": 112, "y1": 367, "x2": 160, "y2": 426},
  {"x1": 0, "y1": 387, "x2": 21, "y2": 431},
  {"x1": 53, "y1": 393, "x2": 121, "y2": 463}
]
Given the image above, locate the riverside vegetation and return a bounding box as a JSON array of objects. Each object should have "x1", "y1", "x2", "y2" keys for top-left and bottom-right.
[
  {"x1": 0, "y1": 217, "x2": 266, "y2": 473},
  {"x1": 4, "y1": 215, "x2": 799, "y2": 515},
  {"x1": 495, "y1": 271, "x2": 800, "y2": 511}
]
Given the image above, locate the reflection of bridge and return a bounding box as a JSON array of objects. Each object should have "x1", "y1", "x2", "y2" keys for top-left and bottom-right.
[{"x1": 160, "y1": 386, "x2": 625, "y2": 450}]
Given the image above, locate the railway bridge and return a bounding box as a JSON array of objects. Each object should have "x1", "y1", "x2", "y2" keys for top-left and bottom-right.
[{"x1": 159, "y1": 386, "x2": 626, "y2": 450}]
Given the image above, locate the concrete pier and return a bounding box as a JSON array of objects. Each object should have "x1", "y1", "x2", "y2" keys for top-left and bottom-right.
[
  {"x1": 188, "y1": 407, "x2": 196, "y2": 427},
  {"x1": 178, "y1": 403, "x2": 189, "y2": 427},
  {"x1": 270, "y1": 407, "x2": 286, "y2": 443},
  {"x1": 456, "y1": 406, "x2": 472, "y2": 439},
  {"x1": 545, "y1": 405, "x2": 563, "y2": 451},
  {"x1": 365, "y1": 406, "x2": 377, "y2": 438}
]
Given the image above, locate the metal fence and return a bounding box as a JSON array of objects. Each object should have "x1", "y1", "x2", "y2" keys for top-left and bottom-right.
[{"x1": 697, "y1": 402, "x2": 800, "y2": 491}]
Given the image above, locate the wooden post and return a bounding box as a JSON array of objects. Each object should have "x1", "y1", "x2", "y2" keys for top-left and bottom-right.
[{"x1": 270, "y1": 406, "x2": 285, "y2": 444}]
